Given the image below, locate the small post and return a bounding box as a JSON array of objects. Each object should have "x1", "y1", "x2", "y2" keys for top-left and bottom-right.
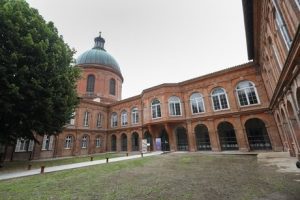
[
  {"x1": 296, "y1": 161, "x2": 300, "y2": 169},
  {"x1": 106, "y1": 157, "x2": 109, "y2": 163},
  {"x1": 126, "y1": 152, "x2": 128, "y2": 156},
  {"x1": 141, "y1": 152, "x2": 143, "y2": 158},
  {"x1": 27, "y1": 164, "x2": 32, "y2": 170},
  {"x1": 90, "y1": 156, "x2": 93, "y2": 161},
  {"x1": 40, "y1": 166, "x2": 45, "y2": 174}
]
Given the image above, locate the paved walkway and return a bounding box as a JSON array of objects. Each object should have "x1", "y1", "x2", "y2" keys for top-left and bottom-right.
[{"x1": 0, "y1": 151, "x2": 163, "y2": 181}]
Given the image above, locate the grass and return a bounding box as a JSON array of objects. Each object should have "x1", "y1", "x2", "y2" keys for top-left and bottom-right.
[
  {"x1": 0, "y1": 152, "x2": 128, "y2": 173},
  {"x1": 0, "y1": 153, "x2": 300, "y2": 200}
]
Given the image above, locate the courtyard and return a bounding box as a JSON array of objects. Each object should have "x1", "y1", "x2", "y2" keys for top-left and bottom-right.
[{"x1": 0, "y1": 153, "x2": 299, "y2": 200}]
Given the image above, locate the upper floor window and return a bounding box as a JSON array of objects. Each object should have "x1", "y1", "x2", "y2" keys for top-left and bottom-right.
[
  {"x1": 83, "y1": 111, "x2": 89, "y2": 127},
  {"x1": 296, "y1": 0, "x2": 300, "y2": 10},
  {"x1": 190, "y1": 93, "x2": 205, "y2": 114},
  {"x1": 211, "y1": 87, "x2": 229, "y2": 111},
  {"x1": 68, "y1": 112, "x2": 76, "y2": 125},
  {"x1": 121, "y1": 110, "x2": 128, "y2": 126},
  {"x1": 86, "y1": 74, "x2": 95, "y2": 94},
  {"x1": 96, "y1": 137, "x2": 101, "y2": 148},
  {"x1": 131, "y1": 107, "x2": 139, "y2": 124},
  {"x1": 81, "y1": 136, "x2": 88, "y2": 148},
  {"x1": 15, "y1": 138, "x2": 34, "y2": 152},
  {"x1": 151, "y1": 99, "x2": 162, "y2": 119},
  {"x1": 236, "y1": 81, "x2": 259, "y2": 106},
  {"x1": 109, "y1": 78, "x2": 116, "y2": 95},
  {"x1": 64, "y1": 136, "x2": 73, "y2": 149},
  {"x1": 168, "y1": 96, "x2": 181, "y2": 116},
  {"x1": 96, "y1": 113, "x2": 102, "y2": 128},
  {"x1": 111, "y1": 112, "x2": 118, "y2": 127},
  {"x1": 273, "y1": 0, "x2": 292, "y2": 49},
  {"x1": 42, "y1": 135, "x2": 54, "y2": 150}
]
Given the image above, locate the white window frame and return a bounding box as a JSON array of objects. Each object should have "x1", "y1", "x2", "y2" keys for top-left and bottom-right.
[
  {"x1": 69, "y1": 112, "x2": 76, "y2": 125},
  {"x1": 168, "y1": 96, "x2": 182, "y2": 116},
  {"x1": 190, "y1": 93, "x2": 205, "y2": 115},
  {"x1": 15, "y1": 138, "x2": 34, "y2": 152},
  {"x1": 81, "y1": 136, "x2": 88, "y2": 149},
  {"x1": 42, "y1": 135, "x2": 54, "y2": 150},
  {"x1": 111, "y1": 112, "x2": 118, "y2": 128},
  {"x1": 211, "y1": 88, "x2": 230, "y2": 111},
  {"x1": 131, "y1": 107, "x2": 139, "y2": 124},
  {"x1": 296, "y1": 0, "x2": 300, "y2": 10},
  {"x1": 64, "y1": 136, "x2": 72, "y2": 149},
  {"x1": 273, "y1": 0, "x2": 292, "y2": 49},
  {"x1": 96, "y1": 137, "x2": 101, "y2": 148},
  {"x1": 83, "y1": 111, "x2": 89, "y2": 127},
  {"x1": 96, "y1": 113, "x2": 102, "y2": 128},
  {"x1": 121, "y1": 111, "x2": 128, "y2": 126},
  {"x1": 151, "y1": 99, "x2": 162, "y2": 119},
  {"x1": 236, "y1": 81, "x2": 260, "y2": 107}
]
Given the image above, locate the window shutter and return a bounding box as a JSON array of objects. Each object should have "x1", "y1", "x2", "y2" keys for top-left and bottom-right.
[
  {"x1": 15, "y1": 139, "x2": 21, "y2": 152},
  {"x1": 42, "y1": 135, "x2": 47, "y2": 150},
  {"x1": 28, "y1": 140, "x2": 34, "y2": 151},
  {"x1": 49, "y1": 136, "x2": 54, "y2": 150}
]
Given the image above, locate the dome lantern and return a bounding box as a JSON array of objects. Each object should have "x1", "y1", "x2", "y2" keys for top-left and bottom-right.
[{"x1": 93, "y1": 32, "x2": 105, "y2": 50}]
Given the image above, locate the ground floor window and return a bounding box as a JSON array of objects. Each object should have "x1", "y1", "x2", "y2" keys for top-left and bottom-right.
[
  {"x1": 176, "y1": 127, "x2": 189, "y2": 151},
  {"x1": 195, "y1": 124, "x2": 211, "y2": 151},
  {"x1": 218, "y1": 122, "x2": 238, "y2": 150},
  {"x1": 245, "y1": 118, "x2": 272, "y2": 150}
]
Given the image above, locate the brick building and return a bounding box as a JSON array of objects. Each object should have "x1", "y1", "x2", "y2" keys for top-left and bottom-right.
[{"x1": 2, "y1": 0, "x2": 300, "y2": 161}]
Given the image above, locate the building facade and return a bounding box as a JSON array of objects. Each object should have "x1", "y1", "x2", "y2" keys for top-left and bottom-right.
[{"x1": 2, "y1": 0, "x2": 300, "y2": 161}]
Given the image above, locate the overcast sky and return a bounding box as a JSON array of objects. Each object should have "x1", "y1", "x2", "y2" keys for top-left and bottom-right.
[{"x1": 26, "y1": 0, "x2": 249, "y2": 99}]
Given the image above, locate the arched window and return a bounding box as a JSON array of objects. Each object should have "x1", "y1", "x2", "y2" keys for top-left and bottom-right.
[
  {"x1": 151, "y1": 99, "x2": 161, "y2": 119},
  {"x1": 96, "y1": 113, "x2": 102, "y2": 128},
  {"x1": 96, "y1": 137, "x2": 101, "y2": 148},
  {"x1": 86, "y1": 75, "x2": 95, "y2": 94},
  {"x1": 83, "y1": 111, "x2": 89, "y2": 127},
  {"x1": 81, "y1": 136, "x2": 88, "y2": 148},
  {"x1": 190, "y1": 93, "x2": 205, "y2": 114},
  {"x1": 109, "y1": 78, "x2": 116, "y2": 95},
  {"x1": 111, "y1": 112, "x2": 118, "y2": 128},
  {"x1": 121, "y1": 110, "x2": 128, "y2": 126},
  {"x1": 211, "y1": 87, "x2": 229, "y2": 111},
  {"x1": 64, "y1": 136, "x2": 73, "y2": 149},
  {"x1": 236, "y1": 81, "x2": 259, "y2": 106},
  {"x1": 131, "y1": 107, "x2": 139, "y2": 124},
  {"x1": 168, "y1": 96, "x2": 181, "y2": 116}
]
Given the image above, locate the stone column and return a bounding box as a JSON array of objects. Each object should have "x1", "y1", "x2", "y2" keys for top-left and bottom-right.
[
  {"x1": 234, "y1": 116, "x2": 249, "y2": 152},
  {"x1": 207, "y1": 119, "x2": 220, "y2": 151},
  {"x1": 127, "y1": 132, "x2": 132, "y2": 152},
  {"x1": 164, "y1": 123, "x2": 176, "y2": 151},
  {"x1": 186, "y1": 120, "x2": 196, "y2": 152},
  {"x1": 116, "y1": 132, "x2": 121, "y2": 152}
]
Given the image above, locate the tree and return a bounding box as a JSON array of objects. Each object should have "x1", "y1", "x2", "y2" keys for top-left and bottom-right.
[{"x1": 0, "y1": 0, "x2": 80, "y2": 145}]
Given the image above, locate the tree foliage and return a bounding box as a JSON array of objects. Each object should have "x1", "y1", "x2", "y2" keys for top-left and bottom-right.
[{"x1": 0, "y1": 0, "x2": 80, "y2": 144}]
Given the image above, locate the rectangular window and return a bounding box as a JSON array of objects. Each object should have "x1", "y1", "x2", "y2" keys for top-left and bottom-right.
[
  {"x1": 42, "y1": 135, "x2": 54, "y2": 150},
  {"x1": 96, "y1": 138, "x2": 101, "y2": 148},
  {"x1": 96, "y1": 113, "x2": 102, "y2": 128},
  {"x1": 273, "y1": 0, "x2": 292, "y2": 49},
  {"x1": 220, "y1": 94, "x2": 228, "y2": 109},
  {"x1": 83, "y1": 111, "x2": 89, "y2": 127},
  {"x1": 15, "y1": 139, "x2": 34, "y2": 152},
  {"x1": 69, "y1": 112, "x2": 75, "y2": 125},
  {"x1": 238, "y1": 90, "x2": 248, "y2": 106}
]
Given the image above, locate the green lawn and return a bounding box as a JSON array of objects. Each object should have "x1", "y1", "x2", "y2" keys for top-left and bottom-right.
[
  {"x1": 0, "y1": 153, "x2": 300, "y2": 200},
  {"x1": 0, "y1": 152, "x2": 127, "y2": 173}
]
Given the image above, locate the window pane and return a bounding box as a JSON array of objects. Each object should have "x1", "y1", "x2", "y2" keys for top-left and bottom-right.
[
  {"x1": 213, "y1": 96, "x2": 220, "y2": 110},
  {"x1": 192, "y1": 100, "x2": 198, "y2": 113},
  {"x1": 247, "y1": 88, "x2": 258, "y2": 104},
  {"x1": 220, "y1": 94, "x2": 228, "y2": 109},
  {"x1": 238, "y1": 90, "x2": 248, "y2": 106},
  {"x1": 157, "y1": 105, "x2": 161, "y2": 117},
  {"x1": 175, "y1": 103, "x2": 181, "y2": 115}
]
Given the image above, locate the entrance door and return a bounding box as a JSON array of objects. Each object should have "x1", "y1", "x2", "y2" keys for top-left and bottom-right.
[{"x1": 161, "y1": 129, "x2": 170, "y2": 151}]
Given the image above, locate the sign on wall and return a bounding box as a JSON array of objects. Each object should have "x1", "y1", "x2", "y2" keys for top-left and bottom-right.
[
  {"x1": 156, "y1": 138, "x2": 161, "y2": 151},
  {"x1": 142, "y1": 139, "x2": 148, "y2": 153}
]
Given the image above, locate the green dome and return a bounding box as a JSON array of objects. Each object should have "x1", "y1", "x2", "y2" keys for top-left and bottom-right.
[{"x1": 76, "y1": 34, "x2": 121, "y2": 73}]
